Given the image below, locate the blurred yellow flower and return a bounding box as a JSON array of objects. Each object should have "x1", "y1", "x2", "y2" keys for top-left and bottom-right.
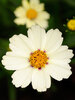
[
  {"x1": 67, "y1": 19, "x2": 75, "y2": 31},
  {"x1": 14, "y1": 0, "x2": 50, "y2": 29}
]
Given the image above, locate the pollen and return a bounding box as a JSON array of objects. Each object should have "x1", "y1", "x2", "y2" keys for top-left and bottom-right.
[
  {"x1": 26, "y1": 9, "x2": 37, "y2": 20},
  {"x1": 29, "y1": 50, "x2": 48, "y2": 69},
  {"x1": 67, "y1": 19, "x2": 75, "y2": 31}
]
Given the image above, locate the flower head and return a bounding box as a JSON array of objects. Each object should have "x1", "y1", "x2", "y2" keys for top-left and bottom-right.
[
  {"x1": 14, "y1": 0, "x2": 50, "y2": 29},
  {"x1": 2, "y1": 25, "x2": 74, "y2": 92},
  {"x1": 67, "y1": 19, "x2": 75, "y2": 31}
]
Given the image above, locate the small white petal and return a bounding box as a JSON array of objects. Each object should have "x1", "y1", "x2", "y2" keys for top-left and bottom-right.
[
  {"x1": 9, "y1": 35, "x2": 31, "y2": 57},
  {"x1": 14, "y1": 6, "x2": 25, "y2": 17},
  {"x1": 32, "y1": 69, "x2": 46, "y2": 92},
  {"x1": 45, "y1": 64, "x2": 72, "y2": 81},
  {"x1": 44, "y1": 70, "x2": 51, "y2": 88},
  {"x1": 50, "y1": 59, "x2": 71, "y2": 66},
  {"x1": 2, "y1": 53, "x2": 29, "y2": 70},
  {"x1": 26, "y1": 19, "x2": 35, "y2": 28},
  {"x1": 40, "y1": 31, "x2": 46, "y2": 50},
  {"x1": 50, "y1": 49, "x2": 74, "y2": 59},
  {"x1": 45, "y1": 29, "x2": 63, "y2": 53},
  {"x1": 31, "y1": 3, "x2": 44, "y2": 12},
  {"x1": 37, "y1": 11, "x2": 50, "y2": 20},
  {"x1": 28, "y1": 25, "x2": 46, "y2": 50},
  {"x1": 22, "y1": 0, "x2": 30, "y2": 9},
  {"x1": 14, "y1": 18, "x2": 26, "y2": 25},
  {"x1": 30, "y1": 0, "x2": 40, "y2": 4},
  {"x1": 19, "y1": 34, "x2": 34, "y2": 50},
  {"x1": 12, "y1": 67, "x2": 33, "y2": 87},
  {"x1": 36, "y1": 20, "x2": 48, "y2": 29},
  {"x1": 32, "y1": 69, "x2": 51, "y2": 92},
  {"x1": 54, "y1": 46, "x2": 68, "y2": 53}
]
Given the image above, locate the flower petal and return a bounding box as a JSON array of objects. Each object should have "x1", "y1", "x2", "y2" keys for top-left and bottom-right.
[
  {"x1": 9, "y1": 34, "x2": 31, "y2": 57},
  {"x1": 14, "y1": 6, "x2": 25, "y2": 17},
  {"x1": 30, "y1": 0, "x2": 40, "y2": 4},
  {"x1": 31, "y1": 3, "x2": 44, "y2": 12},
  {"x1": 37, "y1": 11, "x2": 50, "y2": 20},
  {"x1": 50, "y1": 46, "x2": 74, "y2": 59},
  {"x1": 14, "y1": 18, "x2": 26, "y2": 25},
  {"x1": 32, "y1": 69, "x2": 51, "y2": 92},
  {"x1": 19, "y1": 34, "x2": 34, "y2": 50},
  {"x1": 32, "y1": 69, "x2": 46, "y2": 92},
  {"x1": 28, "y1": 25, "x2": 46, "y2": 50},
  {"x1": 44, "y1": 70, "x2": 51, "y2": 89},
  {"x1": 45, "y1": 29, "x2": 63, "y2": 53},
  {"x1": 36, "y1": 19, "x2": 48, "y2": 29},
  {"x1": 12, "y1": 67, "x2": 32, "y2": 87},
  {"x1": 45, "y1": 64, "x2": 72, "y2": 81},
  {"x1": 22, "y1": 0, "x2": 30, "y2": 9},
  {"x1": 2, "y1": 52, "x2": 29, "y2": 70},
  {"x1": 26, "y1": 19, "x2": 35, "y2": 28}
]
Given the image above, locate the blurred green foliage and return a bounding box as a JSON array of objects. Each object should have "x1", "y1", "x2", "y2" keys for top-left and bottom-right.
[{"x1": 0, "y1": 0, "x2": 75, "y2": 100}]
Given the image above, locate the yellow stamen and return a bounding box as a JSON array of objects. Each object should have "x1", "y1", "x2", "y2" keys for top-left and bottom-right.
[
  {"x1": 26, "y1": 9, "x2": 37, "y2": 20},
  {"x1": 67, "y1": 19, "x2": 75, "y2": 31},
  {"x1": 29, "y1": 50, "x2": 48, "y2": 69}
]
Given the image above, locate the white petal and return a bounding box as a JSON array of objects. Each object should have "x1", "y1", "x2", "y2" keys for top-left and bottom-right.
[
  {"x1": 48, "y1": 46, "x2": 74, "y2": 68},
  {"x1": 9, "y1": 34, "x2": 31, "y2": 57},
  {"x1": 45, "y1": 64, "x2": 72, "y2": 81},
  {"x1": 50, "y1": 59, "x2": 72, "y2": 70},
  {"x1": 12, "y1": 67, "x2": 33, "y2": 87},
  {"x1": 45, "y1": 29, "x2": 63, "y2": 53},
  {"x1": 14, "y1": 6, "x2": 25, "y2": 17},
  {"x1": 28, "y1": 25, "x2": 46, "y2": 50},
  {"x1": 50, "y1": 59, "x2": 71, "y2": 66},
  {"x1": 30, "y1": 0, "x2": 40, "y2": 4},
  {"x1": 14, "y1": 18, "x2": 26, "y2": 25},
  {"x1": 50, "y1": 48, "x2": 74, "y2": 59},
  {"x1": 31, "y1": 3, "x2": 44, "y2": 12},
  {"x1": 44, "y1": 70, "x2": 51, "y2": 88},
  {"x1": 32, "y1": 69, "x2": 51, "y2": 92},
  {"x1": 2, "y1": 52, "x2": 29, "y2": 70},
  {"x1": 26, "y1": 19, "x2": 35, "y2": 28},
  {"x1": 37, "y1": 11, "x2": 50, "y2": 20},
  {"x1": 19, "y1": 34, "x2": 34, "y2": 50},
  {"x1": 40, "y1": 31, "x2": 46, "y2": 50},
  {"x1": 36, "y1": 19, "x2": 48, "y2": 29},
  {"x1": 53, "y1": 46, "x2": 68, "y2": 53},
  {"x1": 32, "y1": 69, "x2": 46, "y2": 92},
  {"x1": 22, "y1": 0, "x2": 30, "y2": 9},
  {"x1": 30, "y1": 0, "x2": 44, "y2": 12}
]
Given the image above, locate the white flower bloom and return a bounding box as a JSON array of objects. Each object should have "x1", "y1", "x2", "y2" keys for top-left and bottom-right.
[
  {"x1": 14, "y1": 0, "x2": 50, "y2": 29},
  {"x1": 2, "y1": 25, "x2": 74, "y2": 92}
]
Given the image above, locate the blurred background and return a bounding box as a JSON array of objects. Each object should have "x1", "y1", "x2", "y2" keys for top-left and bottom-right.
[{"x1": 0, "y1": 0, "x2": 75, "y2": 100}]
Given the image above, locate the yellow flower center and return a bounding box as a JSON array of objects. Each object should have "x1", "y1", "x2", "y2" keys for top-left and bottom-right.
[
  {"x1": 29, "y1": 50, "x2": 48, "y2": 69},
  {"x1": 26, "y1": 9, "x2": 37, "y2": 20},
  {"x1": 67, "y1": 19, "x2": 75, "y2": 31}
]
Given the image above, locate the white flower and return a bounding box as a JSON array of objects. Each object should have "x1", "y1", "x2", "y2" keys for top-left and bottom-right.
[
  {"x1": 2, "y1": 25, "x2": 74, "y2": 92},
  {"x1": 14, "y1": 0, "x2": 50, "y2": 29}
]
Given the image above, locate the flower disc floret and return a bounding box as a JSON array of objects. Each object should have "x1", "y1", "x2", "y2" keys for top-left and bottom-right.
[
  {"x1": 26, "y1": 9, "x2": 37, "y2": 20},
  {"x1": 29, "y1": 50, "x2": 48, "y2": 69}
]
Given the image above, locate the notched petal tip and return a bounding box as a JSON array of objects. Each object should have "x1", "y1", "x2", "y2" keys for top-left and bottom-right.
[
  {"x1": 12, "y1": 80, "x2": 19, "y2": 88},
  {"x1": 9, "y1": 35, "x2": 17, "y2": 42},
  {"x1": 37, "y1": 88, "x2": 47, "y2": 92},
  {"x1": 1, "y1": 60, "x2": 4, "y2": 65}
]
